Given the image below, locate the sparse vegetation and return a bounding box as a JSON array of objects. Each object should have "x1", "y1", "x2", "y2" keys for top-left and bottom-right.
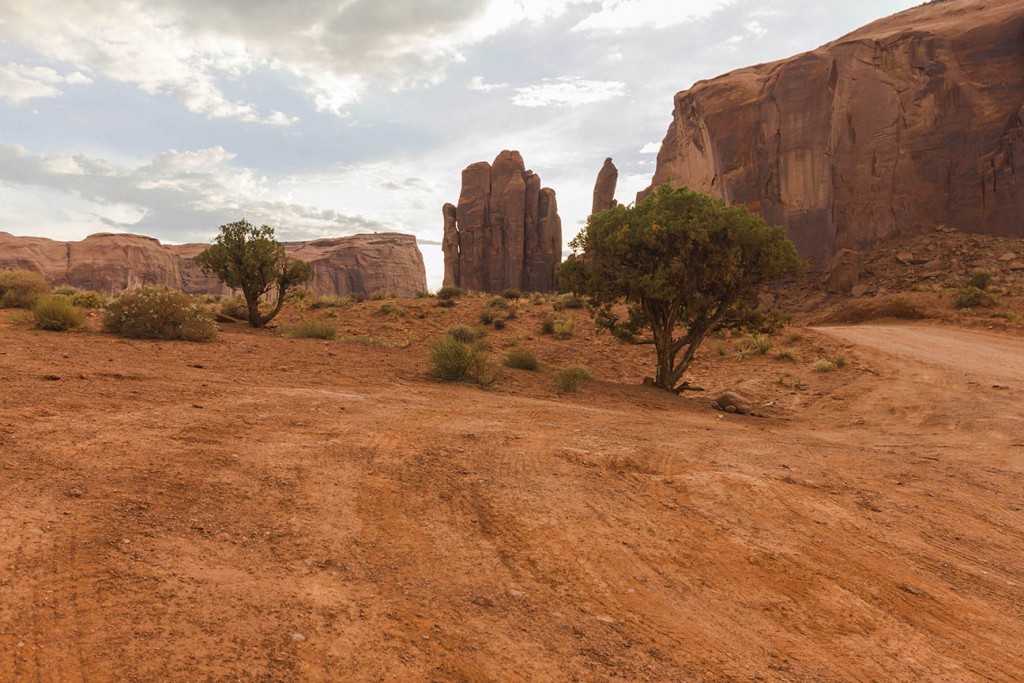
[
  {"x1": 556, "y1": 364, "x2": 592, "y2": 392},
  {"x1": 487, "y1": 296, "x2": 510, "y2": 310},
  {"x1": 429, "y1": 335, "x2": 492, "y2": 386},
  {"x1": 436, "y1": 285, "x2": 464, "y2": 300},
  {"x1": 220, "y1": 295, "x2": 251, "y2": 319},
  {"x1": 70, "y1": 289, "x2": 107, "y2": 309},
  {"x1": 103, "y1": 286, "x2": 216, "y2": 342},
  {"x1": 437, "y1": 297, "x2": 456, "y2": 308},
  {"x1": 504, "y1": 349, "x2": 539, "y2": 371},
  {"x1": 753, "y1": 336, "x2": 772, "y2": 355},
  {"x1": 715, "y1": 340, "x2": 727, "y2": 356},
  {"x1": 553, "y1": 317, "x2": 576, "y2": 339},
  {"x1": 955, "y1": 286, "x2": 994, "y2": 309},
  {"x1": 493, "y1": 318, "x2": 506, "y2": 330},
  {"x1": 379, "y1": 301, "x2": 404, "y2": 317},
  {"x1": 832, "y1": 354, "x2": 848, "y2": 368},
  {"x1": 540, "y1": 316, "x2": 555, "y2": 335},
  {"x1": 502, "y1": 288, "x2": 522, "y2": 300},
  {"x1": 33, "y1": 295, "x2": 86, "y2": 331},
  {"x1": 552, "y1": 293, "x2": 583, "y2": 311},
  {"x1": 813, "y1": 359, "x2": 838, "y2": 372},
  {"x1": 0, "y1": 269, "x2": 50, "y2": 309},
  {"x1": 967, "y1": 271, "x2": 993, "y2": 290},
  {"x1": 776, "y1": 349, "x2": 798, "y2": 363},
  {"x1": 288, "y1": 320, "x2": 337, "y2": 339},
  {"x1": 309, "y1": 295, "x2": 350, "y2": 309},
  {"x1": 447, "y1": 325, "x2": 484, "y2": 343},
  {"x1": 479, "y1": 309, "x2": 496, "y2": 325}
]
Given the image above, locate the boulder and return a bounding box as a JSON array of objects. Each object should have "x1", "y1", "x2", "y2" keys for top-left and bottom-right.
[
  {"x1": 640, "y1": 0, "x2": 1024, "y2": 266},
  {"x1": 821, "y1": 249, "x2": 862, "y2": 295},
  {"x1": 443, "y1": 151, "x2": 562, "y2": 293},
  {"x1": 592, "y1": 157, "x2": 618, "y2": 215},
  {"x1": 0, "y1": 231, "x2": 427, "y2": 298}
]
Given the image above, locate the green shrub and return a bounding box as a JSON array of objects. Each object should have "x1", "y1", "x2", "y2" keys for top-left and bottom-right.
[
  {"x1": 436, "y1": 285, "x2": 464, "y2": 300},
  {"x1": 502, "y1": 288, "x2": 522, "y2": 300},
  {"x1": 447, "y1": 325, "x2": 484, "y2": 343},
  {"x1": 753, "y1": 336, "x2": 771, "y2": 355},
  {"x1": 553, "y1": 317, "x2": 576, "y2": 339},
  {"x1": 812, "y1": 359, "x2": 837, "y2": 372},
  {"x1": 832, "y1": 354, "x2": 847, "y2": 369},
  {"x1": 103, "y1": 286, "x2": 216, "y2": 342},
  {"x1": 504, "y1": 349, "x2": 539, "y2": 371},
  {"x1": 487, "y1": 296, "x2": 509, "y2": 310},
  {"x1": 369, "y1": 291, "x2": 391, "y2": 301},
  {"x1": 493, "y1": 318, "x2": 506, "y2": 330},
  {"x1": 776, "y1": 349, "x2": 798, "y2": 363},
  {"x1": 967, "y1": 271, "x2": 992, "y2": 290},
  {"x1": 540, "y1": 316, "x2": 555, "y2": 335},
  {"x1": 379, "y1": 301, "x2": 404, "y2": 317},
  {"x1": 715, "y1": 340, "x2": 727, "y2": 357},
  {"x1": 429, "y1": 335, "x2": 492, "y2": 385},
  {"x1": 220, "y1": 295, "x2": 250, "y2": 319},
  {"x1": 308, "y1": 295, "x2": 347, "y2": 309},
  {"x1": 286, "y1": 287, "x2": 316, "y2": 305},
  {"x1": 955, "y1": 286, "x2": 994, "y2": 309},
  {"x1": 70, "y1": 289, "x2": 107, "y2": 309},
  {"x1": 437, "y1": 297, "x2": 456, "y2": 308},
  {"x1": 33, "y1": 295, "x2": 85, "y2": 331},
  {"x1": 289, "y1": 320, "x2": 337, "y2": 339},
  {"x1": 553, "y1": 293, "x2": 583, "y2": 311},
  {"x1": 479, "y1": 309, "x2": 496, "y2": 325},
  {"x1": 0, "y1": 269, "x2": 50, "y2": 308},
  {"x1": 530, "y1": 293, "x2": 546, "y2": 305},
  {"x1": 556, "y1": 365, "x2": 592, "y2": 392}
]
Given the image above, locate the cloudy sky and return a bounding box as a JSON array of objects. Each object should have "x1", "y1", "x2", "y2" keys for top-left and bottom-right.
[{"x1": 0, "y1": 0, "x2": 919, "y2": 288}]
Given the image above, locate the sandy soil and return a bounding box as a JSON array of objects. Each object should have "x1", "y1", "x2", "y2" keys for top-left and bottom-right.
[{"x1": 1, "y1": 300, "x2": 1022, "y2": 682}]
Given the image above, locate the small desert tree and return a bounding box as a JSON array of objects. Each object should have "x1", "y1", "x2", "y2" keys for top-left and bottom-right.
[
  {"x1": 195, "y1": 220, "x2": 314, "y2": 328},
  {"x1": 559, "y1": 185, "x2": 803, "y2": 392}
]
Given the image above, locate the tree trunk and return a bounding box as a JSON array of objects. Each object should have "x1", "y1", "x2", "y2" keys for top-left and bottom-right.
[
  {"x1": 245, "y1": 293, "x2": 262, "y2": 328},
  {"x1": 653, "y1": 323, "x2": 675, "y2": 390},
  {"x1": 258, "y1": 284, "x2": 287, "y2": 327}
]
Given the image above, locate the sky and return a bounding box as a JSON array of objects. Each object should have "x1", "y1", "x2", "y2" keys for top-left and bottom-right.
[{"x1": 0, "y1": 0, "x2": 921, "y2": 289}]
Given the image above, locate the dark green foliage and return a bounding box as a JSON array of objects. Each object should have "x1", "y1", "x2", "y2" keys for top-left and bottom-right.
[
  {"x1": 540, "y1": 316, "x2": 555, "y2": 335},
  {"x1": 33, "y1": 295, "x2": 85, "y2": 331},
  {"x1": 559, "y1": 185, "x2": 804, "y2": 392},
  {"x1": 502, "y1": 288, "x2": 522, "y2": 300},
  {"x1": 0, "y1": 269, "x2": 50, "y2": 308},
  {"x1": 103, "y1": 286, "x2": 216, "y2": 341},
  {"x1": 504, "y1": 349, "x2": 539, "y2": 371},
  {"x1": 552, "y1": 293, "x2": 583, "y2": 311},
  {"x1": 194, "y1": 220, "x2": 314, "y2": 328}
]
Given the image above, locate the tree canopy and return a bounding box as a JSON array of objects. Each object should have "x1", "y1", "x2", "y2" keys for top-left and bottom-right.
[
  {"x1": 195, "y1": 220, "x2": 313, "y2": 328},
  {"x1": 559, "y1": 185, "x2": 804, "y2": 392}
]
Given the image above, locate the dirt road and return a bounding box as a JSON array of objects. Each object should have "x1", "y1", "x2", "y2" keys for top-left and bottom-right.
[
  {"x1": 815, "y1": 323, "x2": 1024, "y2": 386},
  {"x1": 2, "y1": 306, "x2": 1023, "y2": 681}
]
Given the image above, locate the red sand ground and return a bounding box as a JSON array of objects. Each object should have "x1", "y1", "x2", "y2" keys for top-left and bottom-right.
[{"x1": 1, "y1": 296, "x2": 1023, "y2": 681}]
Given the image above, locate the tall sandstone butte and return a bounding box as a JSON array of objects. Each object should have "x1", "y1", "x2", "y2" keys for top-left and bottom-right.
[
  {"x1": 443, "y1": 151, "x2": 562, "y2": 293},
  {"x1": 0, "y1": 231, "x2": 428, "y2": 298},
  {"x1": 592, "y1": 157, "x2": 619, "y2": 215},
  {"x1": 641, "y1": 0, "x2": 1024, "y2": 265}
]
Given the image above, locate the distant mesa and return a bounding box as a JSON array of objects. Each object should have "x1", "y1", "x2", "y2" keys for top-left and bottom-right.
[
  {"x1": 0, "y1": 231, "x2": 427, "y2": 298},
  {"x1": 640, "y1": 0, "x2": 1024, "y2": 265},
  {"x1": 442, "y1": 150, "x2": 562, "y2": 293},
  {"x1": 592, "y1": 157, "x2": 618, "y2": 215}
]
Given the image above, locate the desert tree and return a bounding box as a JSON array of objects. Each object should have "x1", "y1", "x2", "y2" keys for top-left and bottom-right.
[
  {"x1": 195, "y1": 220, "x2": 314, "y2": 328},
  {"x1": 559, "y1": 185, "x2": 803, "y2": 392}
]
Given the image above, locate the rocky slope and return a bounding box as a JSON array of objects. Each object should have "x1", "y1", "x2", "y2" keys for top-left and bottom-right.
[
  {"x1": 0, "y1": 231, "x2": 427, "y2": 297},
  {"x1": 642, "y1": 0, "x2": 1024, "y2": 265},
  {"x1": 442, "y1": 150, "x2": 562, "y2": 293}
]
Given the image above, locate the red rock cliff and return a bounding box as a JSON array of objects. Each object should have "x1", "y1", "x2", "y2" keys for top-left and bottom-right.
[
  {"x1": 0, "y1": 231, "x2": 427, "y2": 298},
  {"x1": 642, "y1": 0, "x2": 1024, "y2": 264}
]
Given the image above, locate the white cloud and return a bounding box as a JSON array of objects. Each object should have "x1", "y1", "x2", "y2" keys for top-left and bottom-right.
[
  {"x1": 0, "y1": 62, "x2": 93, "y2": 104},
  {"x1": 512, "y1": 77, "x2": 626, "y2": 108},
  {"x1": 639, "y1": 142, "x2": 661, "y2": 154},
  {"x1": 572, "y1": 0, "x2": 737, "y2": 32},
  {"x1": 467, "y1": 76, "x2": 507, "y2": 92}
]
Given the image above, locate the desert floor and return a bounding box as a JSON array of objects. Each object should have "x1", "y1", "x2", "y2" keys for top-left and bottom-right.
[{"x1": 1, "y1": 298, "x2": 1023, "y2": 682}]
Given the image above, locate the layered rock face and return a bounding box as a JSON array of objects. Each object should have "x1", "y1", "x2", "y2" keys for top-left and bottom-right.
[
  {"x1": 0, "y1": 231, "x2": 427, "y2": 298},
  {"x1": 592, "y1": 157, "x2": 618, "y2": 215},
  {"x1": 442, "y1": 151, "x2": 562, "y2": 293},
  {"x1": 641, "y1": 0, "x2": 1024, "y2": 265}
]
